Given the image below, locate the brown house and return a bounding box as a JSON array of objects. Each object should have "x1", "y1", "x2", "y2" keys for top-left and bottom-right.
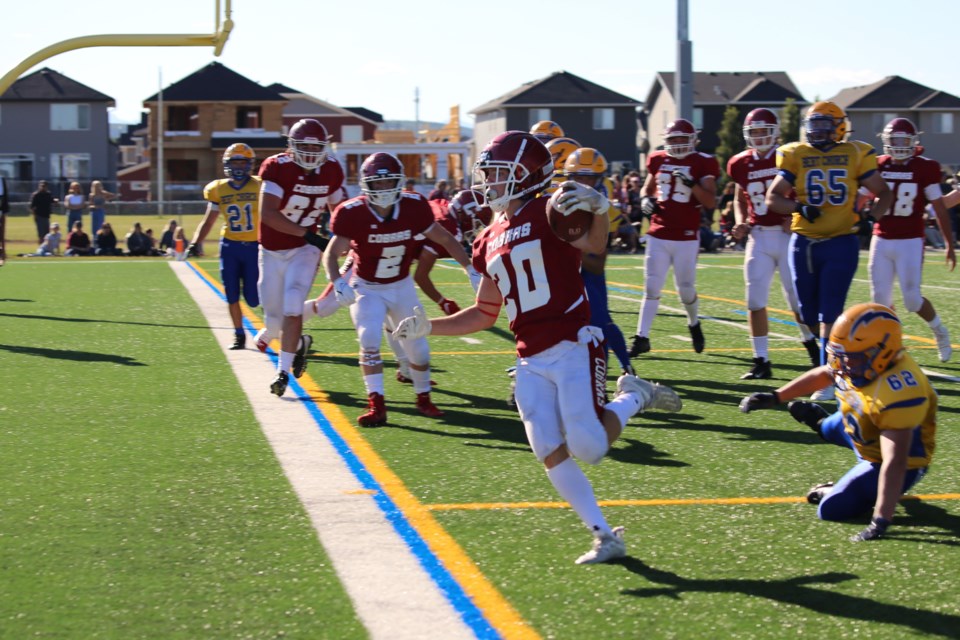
[{"x1": 267, "y1": 83, "x2": 382, "y2": 143}]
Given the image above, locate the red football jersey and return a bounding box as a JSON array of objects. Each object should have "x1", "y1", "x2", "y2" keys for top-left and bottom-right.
[
  {"x1": 330, "y1": 192, "x2": 435, "y2": 284},
  {"x1": 258, "y1": 152, "x2": 345, "y2": 251},
  {"x1": 472, "y1": 197, "x2": 588, "y2": 357},
  {"x1": 726, "y1": 148, "x2": 788, "y2": 227},
  {"x1": 423, "y1": 199, "x2": 462, "y2": 258},
  {"x1": 873, "y1": 154, "x2": 942, "y2": 239},
  {"x1": 646, "y1": 150, "x2": 720, "y2": 240}
]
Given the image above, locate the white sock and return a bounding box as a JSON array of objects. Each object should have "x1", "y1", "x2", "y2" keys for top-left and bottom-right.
[
  {"x1": 546, "y1": 458, "x2": 612, "y2": 536},
  {"x1": 752, "y1": 336, "x2": 769, "y2": 360},
  {"x1": 638, "y1": 298, "x2": 660, "y2": 335},
  {"x1": 606, "y1": 393, "x2": 641, "y2": 428},
  {"x1": 409, "y1": 367, "x2": 431, "y2": 394},
  {"x1": 279, "y1": 351, "x2": 295, "y2": 374},
  {"x1": 363, "y1": 373, "x2": 384, "y2": 396},
  {"x1": 928, "y1": 315, "x2": 943, "y2": 330},
  {"x1": 799, "y1": 324, "x2": 815, "y2": 341},
  {"x1": 683, "y1": 297, "x2": 699, "y2": 325}
]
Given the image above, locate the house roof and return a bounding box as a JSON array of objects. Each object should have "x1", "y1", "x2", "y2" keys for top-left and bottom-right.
[
  {"x1": 343, "y1": 107, "x2": 384, "y2": 124},
  {"x1": 144, "y1": 61, "x2": 285, "y2": 103},
  {"x1": 0, "y1": 67, "x2": 114, "y2": 103},
  {"x1": 830, "y1": 75, "x2": 960, "y2": 111},
  {"x1": 645, "y1": 71, "x2": 805, "y2": 109},
  {"x1": 470, "y1": 71, "x2": 641, "y2": 114}
]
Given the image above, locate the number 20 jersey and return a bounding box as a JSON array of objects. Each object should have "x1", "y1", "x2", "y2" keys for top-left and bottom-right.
[
  {"x1": 776, "y1": 140, "x2": 878, "y2": 239},
  {"x1": 203, "y1": 176, "x2": 262, "y2": 242},
  {"x1": 257, "y1": 152, "x2": 344, "y2": 251},
  {"x1": 472, "y1": 197, "x2": 588, "y2": 357}
]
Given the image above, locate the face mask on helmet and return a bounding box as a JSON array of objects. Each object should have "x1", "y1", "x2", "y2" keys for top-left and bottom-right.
[
  {"x1": 804, "y1": 116, "x2": 838, "y2": 148},
  {"x1": 743, "y1": 123, "x2": 779, "y2": 153},
  {"x1": 222, "y1": 144, "x2": 255, "y2": 181},
  {"x1": 472, "y1": 134, "x2": 553, "y2": 213},
  {"x1": 291, "y1": 140, "x2": 328, "y2": 170},
  {"x1": 664, "y1": 133, "x2": 696, "y2": 159}
]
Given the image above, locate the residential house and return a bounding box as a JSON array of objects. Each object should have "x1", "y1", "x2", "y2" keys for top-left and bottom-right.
[
  {"x1": 143, "y1": 61, "x2": 287, "y2": 200},
  {"x1": 0, "y1": 67, "x2": 115, "y2": 199},
  {"x1": 830, "y1": 75, "x2": 960, "y2": 168},
  {"x1": 641, "y1": 71, "x2": 807, "y2": 157},
  {"x1": 470, "y1": 71, "x2": 642, "y2": 174},
  {"x1": 266, "y1": 83, "x2": 383, "y2": 143}
]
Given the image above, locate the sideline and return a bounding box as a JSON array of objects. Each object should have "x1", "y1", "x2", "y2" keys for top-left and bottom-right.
[{"x1": 170, "y1": 261, "x2": 535, "y2": 640}]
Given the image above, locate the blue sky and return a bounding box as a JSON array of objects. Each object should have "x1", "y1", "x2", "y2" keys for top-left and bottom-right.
[{"x1": 4, "y1": 0, "x2": 958, "y2": 125}]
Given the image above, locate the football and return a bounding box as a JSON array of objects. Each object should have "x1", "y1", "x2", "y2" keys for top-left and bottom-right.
[{"x1": 546, "y1": 186, "x2": 593, "y2": 242}]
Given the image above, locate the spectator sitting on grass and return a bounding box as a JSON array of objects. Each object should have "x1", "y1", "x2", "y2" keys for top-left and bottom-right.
[
  {"x1": 33, "y1": 222, "x2": 62, "y2": 256},
  {"x1": 95, "y1": 222, "x2": 122, "y2": 256},
  {"x1": 64, "y1": 221, "x2": 92, "y2": 256},
  {"x1": 125, "y1": 222, "x2": 151, "y2": 256}
]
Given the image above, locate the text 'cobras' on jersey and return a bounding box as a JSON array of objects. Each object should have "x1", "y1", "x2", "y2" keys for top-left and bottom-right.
[{"x1": 486, "y1": 221, "x2": 532, "y2": 253}]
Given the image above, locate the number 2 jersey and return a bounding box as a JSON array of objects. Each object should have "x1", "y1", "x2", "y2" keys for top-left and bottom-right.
[
  {"x1": 472, "y1": 197, "x2": 588, "y2": 357},
  {"x1": 835, "y1": 352, "x2": 937, "y2": 468},
  {"x1": 776, "y1": 140, "x2": 878, "y2": 239},
  {"x1": 725, "y1": 148, "x2": 789, "y2": 227},
  {"x1": 646, "y1": 149, "x2": 720, "y2": 240},
  {"x1": 257, "y1": 152, "x2": 345, "y2": 251},
  {"x1": 872, "y1": 154, "x2": 943, "y2": 240},
  {"x1": 202, "y1": 176, "x2": 262, "y2": 242},
  {"x1": 329, "y1": 191, "x2": 436, "y2": 284}
]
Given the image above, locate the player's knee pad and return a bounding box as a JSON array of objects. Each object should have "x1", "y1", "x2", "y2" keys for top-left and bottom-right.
[
  {"x1": 902, "y1": 288, "x2": 923, "y2": 313},
  {"x1": 678, "y1": 287, "x2": 697, "y2": 306},
  {"x1": 360, "y1": 349, "x2": 383, "y2": 368},
  {"x1": 402, "y1": 336, "x2": 430, "y2": 366},
  {"x1": 564, "y1": 418, "x2": 608, "y2": 465}
]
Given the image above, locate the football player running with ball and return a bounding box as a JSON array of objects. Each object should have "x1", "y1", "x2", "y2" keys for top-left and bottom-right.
[
  {"x1": 393, "y1": 131, "x2": 683, "y2": 565},
  {"x1": 255, "y1": 119, "x2": 345, "y2": 397},
  {"x1": 862, "y1": 118, "x2": 955, "y2": 362},
  {"x1": 740, "y1": 303, "x2": 938, "y2": 542},
  {"x1": 766, "y1": 102, "x2": 893, "y2": 400},
  {"x1": 727, "y1": 109, "x2": 820, "y2": 379},
  {"x1": 629, "y1": 119, "x2": 719, "y2": 357},
  {"x1": 323, "y1": 152, "x2": 479, "y2": 427}
]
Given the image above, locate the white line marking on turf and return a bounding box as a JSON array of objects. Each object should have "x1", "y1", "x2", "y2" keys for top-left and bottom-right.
[
  {"x1": 169, "y1": 262, "x2": 475, "y2": 640},
  {"x1": 460, "y1": 337, "x2": 482, "y2": 344},
  {"x1": 922, "y1": 368, "x2": 960, "y2": 383}
]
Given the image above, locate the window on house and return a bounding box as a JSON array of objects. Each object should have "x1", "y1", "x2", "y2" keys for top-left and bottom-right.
[
  {"x1": 236, "y1": 106, "x2": 262, "y2": 129},
  {"x1": 932, "y1": 113, "x2": 954, "y2": 134},
  {"x1": 872, "y1": 112, "x2": 898, "y2": 133},
  {"x1": 593, "y1": 108, "x2": 615, "y2": 130},
  {"x1": 50, "y1": 104, "x2": 90, "y2": 130},
  {"x1": 166, "y1": 159, "x2": 199, "y2": 182},
  {"x1": 120, "y1": 147, "x2": 139, "y2": 166},
  {"x1": 50, "y1": 153, "x2": 91, "y2": 179},
  {"x1": 0, "y1": 153, "x2": 34, "y2": 179},
  {"x1": 692, "y1": 108, "x2": 704, "y2": 131},
  {"x1": 341, "y1": 125, "x2": 363, "y2": 143},
  {"x1": 167, "y1": 106, "x2": 199, "y2": 131},
  {"x1": 528, "y1": 108, "x2": 551, "y2": 128}
]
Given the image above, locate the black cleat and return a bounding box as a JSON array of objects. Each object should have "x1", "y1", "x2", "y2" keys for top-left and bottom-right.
[
  {"x1": 806, "y1": 482, "x2": 835, "y2": 505},
  {"x1": 802, "y1": 338, "x2": 821, "y2": 368},
  {"x1": 740, "y1": 357, "x2": 772, "y2": 380},
  {"x1": 688, "y1": 322, "x2": 705, "y2": 353},
  {"x1": 788, "y1": 400, "x2": 830, "y2": 436},
  {"x1": 292, "y1": 334, "x2": 313, "y2": 379},
  {"x1": 270, "y1": 371, "x2": 290, "y2": 397},
  {"x1": 229, "y1": 334, "x2": 246, "y2": 350},
  {"x1": 629, "y1": 335, "x2": 651, "y2": 357}
]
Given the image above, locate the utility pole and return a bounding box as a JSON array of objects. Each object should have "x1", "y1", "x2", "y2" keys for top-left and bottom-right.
[{"x1": 675, "y1": 0, "x2": 693, "y2": 123}]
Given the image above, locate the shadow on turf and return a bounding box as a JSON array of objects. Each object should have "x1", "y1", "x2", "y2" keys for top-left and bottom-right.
[
  {"x1": 0, "y1": 311, "x2": 209, "y2": 330},
  {"x1": 0, "y1": 343, "x2": 145, "y2": 366},
  {"x1": 618, "y1": 559, "x2": 960, "y2": 637},
  {"x1": 0, "y1": 298, "x2": 33, "y2": 303},
  {"x1": 896, "y1": 499, "x2": 960, "y2": 545}
]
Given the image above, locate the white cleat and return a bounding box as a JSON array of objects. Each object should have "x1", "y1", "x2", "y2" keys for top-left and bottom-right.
[
  {"x1": 934, "y1": 325, "x2": 952, "y2": 362},
  {"x1": 575, "y1": 526, "x2": 626, "y2": 565},
  {"x1": 811, "y1": 384, "x2": 836, "y2": 401},
  {"x1": 616, "y1": 374, "x2": 682, "y2": 412}
]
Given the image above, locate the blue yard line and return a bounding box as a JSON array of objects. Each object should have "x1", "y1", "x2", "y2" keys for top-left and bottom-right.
[
  {"x1": 186, "y1": 261, "x2": 500, "y2": 640},
  {"x1": 730, "y1": 308, "x2": 802, "y2": 328}
]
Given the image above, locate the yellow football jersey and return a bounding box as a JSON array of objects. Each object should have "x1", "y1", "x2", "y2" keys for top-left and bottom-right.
[
  {"x1": 203, "y1": 176, "x2": 262, "y2": 242},
  {"x1": 835, "y1": 353, "x2": 937, "y2": 468},
  {"x1": 776, "y1": 140, "x2": 878, "y2": 239}
]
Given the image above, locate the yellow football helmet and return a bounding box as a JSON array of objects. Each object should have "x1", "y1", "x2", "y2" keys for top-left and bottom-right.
[
  {"x1": 827, "y1": 303, "x2": 903, "y2": 387},
  {"x1": 529, "y1": 120, "x2": 564, "y2": 143},
  {"x1": 545, "y1": 137, "x2": 581, "y2": 172},
  {"x1": 804, "y1": 101, "x2": 847, "y2": 149},
  {"x1": 222, "y1": 143, "x2": 256, "y2": 180},
  {"x1": 564, "y1": 147, "x2": 608, "y2": 177}
]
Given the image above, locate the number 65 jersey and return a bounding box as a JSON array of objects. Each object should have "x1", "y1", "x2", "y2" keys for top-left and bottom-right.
[
  {"x1": 258, "y1": 152, "x2": 345, "y2": 251},
  {"x1": 472, "y1": 197, "x2": 589, "y2": 357}
]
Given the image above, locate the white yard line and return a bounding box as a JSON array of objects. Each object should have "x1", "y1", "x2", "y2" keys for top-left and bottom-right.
[{"x1": 169, "y1": 262, "x2": 476, "y2": 640}]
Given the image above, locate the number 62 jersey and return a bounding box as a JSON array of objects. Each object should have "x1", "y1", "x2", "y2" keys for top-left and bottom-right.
[{"x1": 258, "y1": 152, "x2": 345, "y2": 251}]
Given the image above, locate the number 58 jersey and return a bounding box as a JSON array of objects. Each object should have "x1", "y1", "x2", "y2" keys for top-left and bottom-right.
[
  {"x1": 203, "y1": 176, "x2": 262, "y2": 242},
  {"x1": 257, "y1": 152, "x2": 345, "y2": 251},
  {"x1": 472, "y1": 197, "x2": 588, "y2": 357}
]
